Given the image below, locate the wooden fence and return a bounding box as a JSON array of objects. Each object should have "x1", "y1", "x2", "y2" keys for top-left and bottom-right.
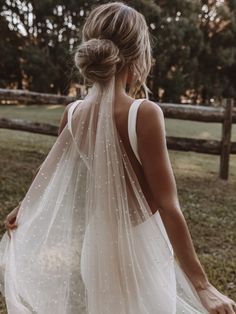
[{"x1": 0, "y1": 89, "x2": 235, "y2": 180}]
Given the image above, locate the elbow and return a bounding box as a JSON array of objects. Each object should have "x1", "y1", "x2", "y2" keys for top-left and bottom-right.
[
  {"x1": 157, "y1": 204, "x2": 184, "y2": 227},
  {"x1": 157, "y1": 198, "x2": 181, "y2": 217}
]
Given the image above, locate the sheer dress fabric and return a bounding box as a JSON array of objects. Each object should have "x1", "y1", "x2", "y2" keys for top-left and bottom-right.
[{"x1": 0, "y1": 77, "x2": 208, "y2": 313}]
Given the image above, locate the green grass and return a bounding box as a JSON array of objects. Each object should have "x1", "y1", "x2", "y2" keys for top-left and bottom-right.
[
  {"x1": 0, "y1": 104, "x2": 64, "y2": 124},
  {"x1": 165, "y1": 118, "x2": 236, "y2": 141},
  {"x1": 0, "y1": 105, "x2": 235, "y2": 312}
]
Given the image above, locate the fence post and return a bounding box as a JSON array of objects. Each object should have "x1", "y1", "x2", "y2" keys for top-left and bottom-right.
[{"x1": 219, "y1": 98, "x2": 233, "y2": 180}]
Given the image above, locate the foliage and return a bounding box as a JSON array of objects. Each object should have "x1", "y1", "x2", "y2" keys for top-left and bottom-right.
[{"x1": 0, "y1": 0, "x2": 236, "y2": 102}]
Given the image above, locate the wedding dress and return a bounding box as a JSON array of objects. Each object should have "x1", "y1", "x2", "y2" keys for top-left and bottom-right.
[{"x1": 0, "y1": 77, "x2": 208, "y2": 313}]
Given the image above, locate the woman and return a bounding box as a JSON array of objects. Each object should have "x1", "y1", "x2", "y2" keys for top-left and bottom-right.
[{"x1": 0, "y1": 2, "x2": 235, "y2": 314}]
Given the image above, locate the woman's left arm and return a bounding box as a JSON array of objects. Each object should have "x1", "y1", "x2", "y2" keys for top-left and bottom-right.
[{"x1": 137, "y1": 100, "x2": 209, "y2": 290}]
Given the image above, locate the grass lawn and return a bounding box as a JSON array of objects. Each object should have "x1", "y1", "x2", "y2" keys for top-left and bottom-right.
[{"x1": 0, "y1": 105, "x2": 235, "y2": 312}]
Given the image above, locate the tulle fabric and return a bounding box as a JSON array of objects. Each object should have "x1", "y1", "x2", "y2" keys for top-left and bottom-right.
[{"x1": 0, "y1": 77, "x2": 208, "y2": 313}]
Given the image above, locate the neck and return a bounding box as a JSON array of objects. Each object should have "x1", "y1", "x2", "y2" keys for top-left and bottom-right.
[{"x1": 114, "y1": 67, "x2": 129, "y2": 98}]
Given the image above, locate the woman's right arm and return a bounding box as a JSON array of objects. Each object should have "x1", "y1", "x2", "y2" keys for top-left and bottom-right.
[
  {"x1": 5, "y1": 102, "x2": 74, "y2": 238},
  {"x1": 137, "y1": 100, "x2": 236, "y2": 314},
  {"x1": 13, "y1": 103, "x2": 73, "y2": 211}
]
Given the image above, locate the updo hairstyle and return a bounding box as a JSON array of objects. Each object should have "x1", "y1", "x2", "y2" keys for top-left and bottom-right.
[{"x1": 74, "y1": 2, "x2": 152, "y2": 94}]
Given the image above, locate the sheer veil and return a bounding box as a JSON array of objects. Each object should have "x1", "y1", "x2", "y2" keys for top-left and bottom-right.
[{"x1": 0, "y1": 74, "x2": 208, "y2": 313}]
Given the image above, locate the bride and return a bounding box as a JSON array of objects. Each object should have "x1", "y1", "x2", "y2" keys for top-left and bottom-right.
[{"x1": 0, "y1": 2, "x2": 235, "y2": 314}]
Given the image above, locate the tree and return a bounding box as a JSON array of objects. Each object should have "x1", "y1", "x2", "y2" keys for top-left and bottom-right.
[{"x1": 0, "y1": 0, "x2": 235, "y2": 103}]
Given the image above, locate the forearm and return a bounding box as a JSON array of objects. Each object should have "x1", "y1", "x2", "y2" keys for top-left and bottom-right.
[{"x1": 158, "y1": 206, "x2": 210, "y2": 291}]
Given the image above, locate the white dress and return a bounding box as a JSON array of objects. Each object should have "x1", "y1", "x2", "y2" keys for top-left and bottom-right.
[
  {"x1": 0, "y1": 89, "x2": 209, "y2": 313},
  {"x1": 80, "y1": 99, "x2": 209, "y2": 314}
]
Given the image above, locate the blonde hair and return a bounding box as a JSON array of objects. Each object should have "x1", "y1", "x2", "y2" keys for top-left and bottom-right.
[{"x1": 74, "y1": 1, "x2": 153, "y2": 97}]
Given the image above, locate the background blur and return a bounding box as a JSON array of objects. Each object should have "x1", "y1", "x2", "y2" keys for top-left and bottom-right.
[{"x1": 1, "y1": 0, "x2": 236, "y2": 104}]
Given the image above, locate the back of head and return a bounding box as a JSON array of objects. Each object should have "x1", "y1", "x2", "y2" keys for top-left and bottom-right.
[{"x1": 74, "y1": 1, "x2": 152, "y2": 96}]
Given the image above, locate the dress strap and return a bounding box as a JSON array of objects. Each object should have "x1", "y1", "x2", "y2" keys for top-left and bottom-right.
[
  {"x1": 68, "y1": 100, "x2": 83, "y2": 136},
  {"x1": 67, "y1": 99, "x2": 91, "y2": 171},
  {"x1": 128, "y1": 99, "x2": 146, "y2": 165}
]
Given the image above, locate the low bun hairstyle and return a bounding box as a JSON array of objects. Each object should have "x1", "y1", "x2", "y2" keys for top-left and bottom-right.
[
  {"x1": 75, "y1": 38, "x2": 125, "y2": 83},
  {"x1": 74, "y1": 2, "x2": 153, "y2": 96}
]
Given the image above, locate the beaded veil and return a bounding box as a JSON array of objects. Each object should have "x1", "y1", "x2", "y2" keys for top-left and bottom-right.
[{"x1": 0, "y1": 76, "x2": 208, "y2": 313}]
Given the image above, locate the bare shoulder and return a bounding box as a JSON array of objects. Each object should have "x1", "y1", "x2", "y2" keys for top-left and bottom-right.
[
  {"x1": 136, "y1": 99, "x2": 168, "y2": 170},
  {"x1": 139, "y1": 99, "x2": 164, "y2": 117},
  {"x1": 60, "y1": 102, "x2": 76, "y2": 120},
  {"x1": 137, "y1": 99, "x2": 165, "y2": 137},
  {"x1": 58, "y1": 101, "x2": 78, "y2": 135},
  {"x1": 63, "y1": 100, "x2": 81, "y2": 118},
  {"x1": 65, "y1": 101, "x2": 77, "y2": 112}
]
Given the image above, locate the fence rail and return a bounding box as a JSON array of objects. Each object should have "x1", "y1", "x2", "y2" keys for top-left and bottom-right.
[
  {"x1": 0, "y1": 89, "x2": 235, "y2": 180},
  {"x1": 0, "y1": 88, "x2": 76, "y2": 104},
  {"x1": 160, "y1": 103, "x2": 236, "y2": 123}
]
